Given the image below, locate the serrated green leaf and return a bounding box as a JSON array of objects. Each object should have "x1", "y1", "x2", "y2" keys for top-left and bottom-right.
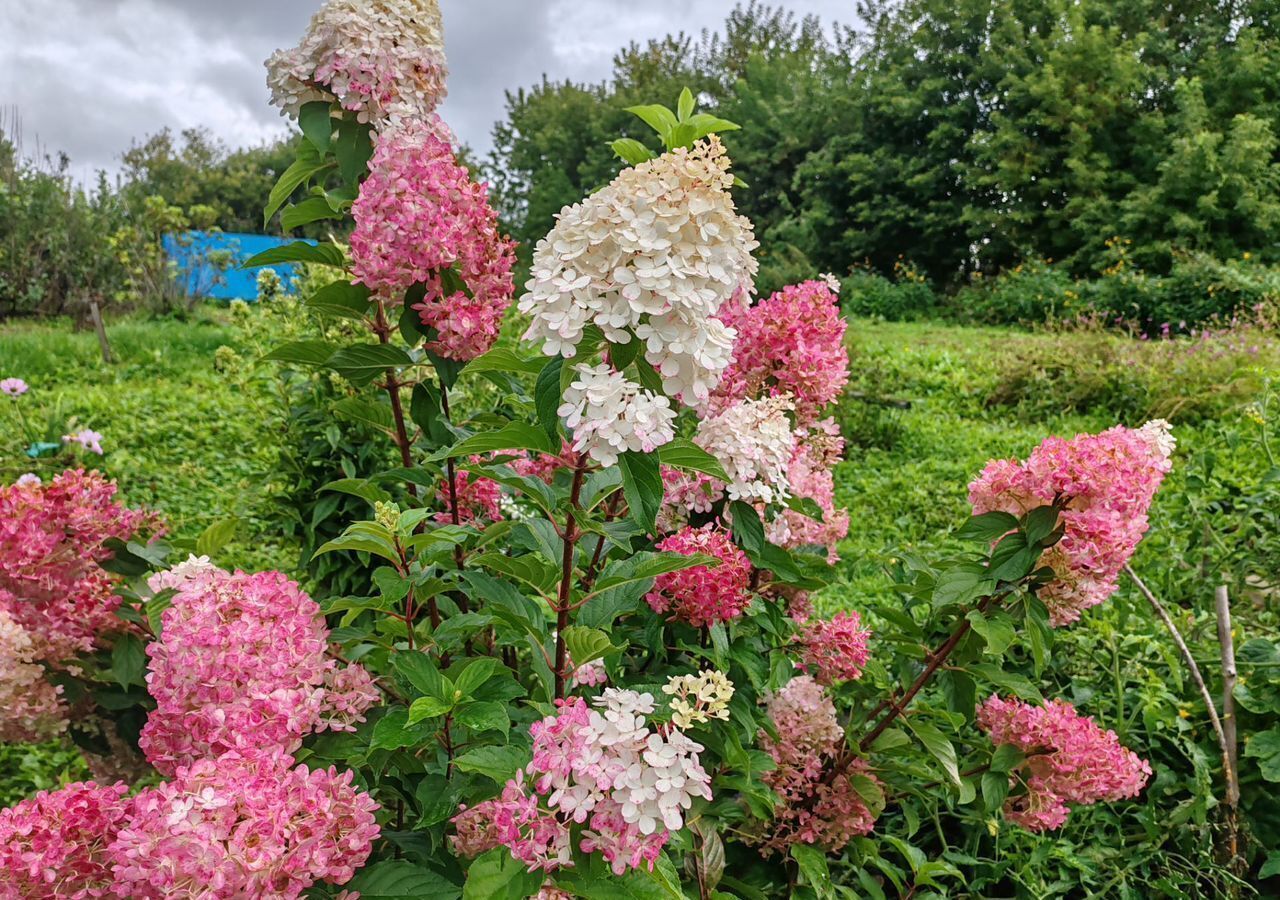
[
  {"x1": 611, "y1": 138, "x2": 655, "y2": 166},
  {"x1": 281, "y1": 196, "x2": 342, "y2": 231},
  {"x1": 327, "y1": 344, "x2": 415, "y2": 387},
  {"x1": 346, "y1": 860, "x2": 460, "y2": 900},
  {"x1": 306, "y1": 279, "x2": 371, "y2": 319},
  {"x1": 195, "y1": 517, "x2": 238, "y2": 558},
  {"x1": 658, "y1": 438, "x2": 729, "y2": 482},
  {"x1": 243, "y1": 240, "x2": 343, "y2": 269},
  {"x1": 111, "y1": 633, "x2": 146, "y2": 688},
  {"x1": 298, "y1": 100, "x2": 334, "y2": 153},
  {"x1": 430, "y1": 423, "x2": 555, "y2": 461},
  {"x1": 455, "y1": 700, "x2": 508, "y2": 733},
  {"x1": 453, "y1": 744, "x2": 529, "y2": 782},
  {"x1": 619, "y1": 450, "x2": 663, "y2": 535},
  {"x1": 263, "y1": 339, "x2": 338, "y2": 366}
]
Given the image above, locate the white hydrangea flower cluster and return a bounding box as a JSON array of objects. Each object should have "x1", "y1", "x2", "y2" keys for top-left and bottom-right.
[
  {"x1": 145, "y1": 554, "x2": 223, "y2": 595},
  {"x1": 557, "y1": 364, "x2": 676, "y2": 467},
  {"x1": 663, "y1": 670, "x2": 735, "y2": 729},
  {"x1": 695, "y1": 395, "x2": 795, "y2": 503},
  {"x1": 266, "y1": 0, "x2": 448, "y2": 128},
  {"x1": 1137, "y1": 418, "x2": 1177, "y2": 463},
  {"x1": 519, "y1": 136, "x2": 759, "y2": 404},
  {"x1": 584, "y1": 689, "x2": 712, "y2": 835}
]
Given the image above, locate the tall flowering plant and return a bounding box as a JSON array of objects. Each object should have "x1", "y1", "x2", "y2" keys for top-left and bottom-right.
[{"x1": 0, "y1": 1, "x2": 1182, "y2": 896}]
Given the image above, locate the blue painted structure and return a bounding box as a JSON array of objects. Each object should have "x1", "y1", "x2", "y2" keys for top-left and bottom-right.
[{"x1": 162, "y1": 231, "x2": 315, "y2": 301}]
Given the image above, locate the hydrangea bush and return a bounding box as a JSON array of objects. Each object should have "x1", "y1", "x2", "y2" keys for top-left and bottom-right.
[{"x1": 0, "y1": 1, "x2": 1183, "y2": 896}]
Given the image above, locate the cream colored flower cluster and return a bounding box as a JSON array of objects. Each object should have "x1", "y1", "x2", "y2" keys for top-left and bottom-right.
[
  {"x1": 663, "y1": 670, "x2": 735, "y2": 729},
  {"x1": 266, "y1": 0, "x2": 448, "y2": 128},
  {"x1": 520, "y1": 137, "x2": 758, "y2": 404},
  {"x1": 694, "y1": 395, "x2": 795, "y2": 503}
]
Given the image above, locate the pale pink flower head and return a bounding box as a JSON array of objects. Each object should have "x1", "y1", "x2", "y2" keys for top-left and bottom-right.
[
  {"x1": 0, "y1": 780, "x2": 131, "y2": 898},
  {"x1": 0, "y1": 607, "x2": 67, "y2": 742},
  {"x1": 0, "y1": 377, "x2": 28, "y2": 397},
  {"x1": 645, "y1": 524, "x2": 753, "y2": 628},
  {"x1": 968, "y1": 421, "x2": 1175, "y2": 626},
  {"x1": 62, "y1": 428, "x2": 105, "y2": 455},
  {"x1": 796, "y1": 611, "x2": 871, "y2": 685},
  {"x1": 711, "y1": 279, "x2": 849, "y2": 423},
  {"x1": 765, "y1": 420, "x2": 850, "y2": 562},
  {"x1": 265, "y1": 0, "x2": 448, "y2": 128},
  {"x1": 349, "y1": 118, "x2": 515, "y2": 361},
  {"x1": 139, "y1": 569, "x2": 378, "y2": 773},
  {"x1": 754, "y1": 676, "x2": 880, "y2": 854},
  {"x1": 977, "y1": 695, "x2": 1152, "y2": 831},
  {"x1": 14, "y1": 473, "x2": 41, "y2": 487},
  {"x1": 657, "y1": 465, "x2": 725, "y2": 533},
  {"x1": 108, "y1": 750, "x2": 380, "y2": 898}
]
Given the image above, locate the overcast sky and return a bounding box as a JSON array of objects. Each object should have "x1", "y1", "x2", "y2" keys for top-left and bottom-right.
[{"x1": 0, "y1": 0, "x2": 854, "y2": 183}]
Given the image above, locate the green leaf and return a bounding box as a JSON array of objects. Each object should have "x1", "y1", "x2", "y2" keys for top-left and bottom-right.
[
  {"x1": 966, "y1": 609, "x2": 1017, "y2": 656},
  {"x1": 968, "y1": 662, "x2": 1044, "y2": 703},
  {"x1": 870, "y1": 727, "x2": 911, "y2": 753},
  {"x1": 626, "y1": 103, "x2": 679, "y2": 145},
  {"x1": 1022, "y1": 505, "x2": 1061, "y2": 546},
  {"x1": 729, "y1": 500, "x2": 765, "y2": 555},
  {"x1": 455, "y1": 701, "x2": 509, "y2": 733},
  {"x1": 534, "y1": 357, "x2": 563, "y2": 441},
  {"x1": 111, "y1": 633, "x2": 146, "y2": 688},
  {"x1": 465, "y1": 347, "x2": 547, "y2": 375},
  {"x1": 333, "y1": 397, "x2": 395, "y2": 432},
  {"x1": 954, "y1": 511, "x2": 1019, "y2": 543},
  {"x1": 243, "y1": 240, "x2": 344, "y2": 269},
  {"x1": 907, "y1": 718, "x2": 960, "y2": 786},
  {"x1": 611, "y1": 138, "x2": 655, "y2": 166},
  {"x1": 313, "y1": 522, "x2": 399, "y2": 563},
  {"x1": 981, "y1": 771, "x2": 1010, "y2": 813},
  {"x1": 430, "y1": 423, "x2": 554, "y2": 461},
  {"x1": 408, "y1": 695, "x2": 453, "y2": 724},
  {"x1": 335, "y1": 118, "x2": 375, "y2": 184},
  {"x1": 306, "y1": 279, "x2": 371, "y2": 319},
  {"x1": 589, "y1": 551, "x2": 719, "y2": 597},
  {"x1": 263, "y1": 339, "x2": 338, "y2": 366},
  {"x1": 658, "y1": 439, "x2": 729, "y2": 481},
  {"x1": 146, "y1": 591, "x2": 174, "y2": 635},
  {"x1": 394, "y1": 650, "x2": 448, "y2": 699},
  {"x1": 677, "y1": 87, "x2": 695, "y2": 121},
  {"x1": 619, "y1": 451, "x2": 663, "y2": 535},
  {"x1": 989, "y1": 743, "x2": 1025, "y2": 773},
  {"x1": 1260, "y1": 850, "x2": 1280, "y2": 880},
  {"x1": 608, "y1": 337, "x2": 642, "y2": 370},
  {"x1": 264, "y1": 157, "x2": 330, "y2": 226},
  {"x1": 453, "y1": 657, "x2": 503, "y2": 698},
  {"x1": 298, "y1": 100, "x2": 333, "y2": 153},
  {"x1": 686, "y1": 112, "x2": 741, "y2": 140},
  {"x1": 195, "y1": 517, "x2": 238, "y2": 558},
  {"x1": 1245, "y1": 726, "x2": 1280, "y2": 781},
  {"x1": 327, "y1": 344, "x2": 415, "y2": 387},
  {"x1": 463, "y1": 849, "x2": 544, "y2": 900},
  {"x1": 453, "y1": 744, "x2": 529, "y2": 783},
  {"x1": 563, "y1": 625, "x2": 618, "y2": 668},
  {"x1": 281, "y1": 196, "x2": 343, "y2": 231},
  {"x1": 932, "y1": 564, "x2": 990, "y2": 609},
  {"x1": 346, "y1": 860, "x2": 460, "y2": 900},
  {"x1": 321, "y1": 478, "x2": 392, "y2": 505},
  {"x1": 988, "y1": 532, "x2": 1040, "y2": 582},
  {"x1": 370, "y1": 707, "x2": 437, "y2": 751},
  {"x1": 791, "y1": 845, "x2": 835, "y2": 900}
]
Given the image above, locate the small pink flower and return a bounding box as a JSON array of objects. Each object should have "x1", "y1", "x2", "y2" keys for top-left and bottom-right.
[
  {"x1": 63, "y1": 428, "x2": 105, "y2": 455},
  {"x1": 0, "y1": 377, "x2": 28, "y2": 397}
]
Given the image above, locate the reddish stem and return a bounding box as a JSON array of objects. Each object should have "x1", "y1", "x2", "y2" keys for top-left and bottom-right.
[{"x1": 553, "y1": 459, "x2": 589, "y2": 699}]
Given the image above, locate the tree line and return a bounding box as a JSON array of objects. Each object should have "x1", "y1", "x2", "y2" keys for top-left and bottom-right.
[{"x1": 484, "y1": 0, "x2": 1280, "y2": 293}]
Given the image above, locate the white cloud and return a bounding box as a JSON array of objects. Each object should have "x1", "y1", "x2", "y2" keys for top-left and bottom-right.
[{"x1": 0, "y1": 0, "x2": 853, "y2": 183}]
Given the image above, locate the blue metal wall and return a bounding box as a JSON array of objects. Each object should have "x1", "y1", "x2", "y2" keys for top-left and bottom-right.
[{"x1": 162, "y1": 231, "x2": 316, "y2": 300}]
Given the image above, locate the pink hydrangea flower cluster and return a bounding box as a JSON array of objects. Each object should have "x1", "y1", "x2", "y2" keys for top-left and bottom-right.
[
  {"x1": 453, "y1": 690, "x2": 711, "y2": 876},
  {"x1": 656, "y1": 466, "x2": 724, "y2": 533},
  {"x1": 0, "y1": 469, "x2": 157, "y2": 665},
  {"x1": 437, "y1": 456, "x2": 504, "y2": 523},
  {"x1": 977, "y1": 695, "x2": 1152, "y2": 831},
  {"x1": 0, "y1": 607, "x2": 67, "y2": 743},
  {"x1": 712, "y1": 279, "x2": 849, "y2": 424},
  {"x1": 968, "y1": 420, "x2": 1176, "y2": 625},
  {"x1": 755, "y1": 676, "x2": 881, "y2": 854},
  {"x1": 139, "y1": 568, "x2": 379, "y2": 774},
  {"x1": 349, "y1": 118, "x2": 515, "y2": 361},
  {"x1": 645, "y1": 525, "x2": 753, "y2": 627},
  {"x1": 110, "y1": 750, "x2": 380, "y2": 899},
  {"x1": 765, "y1": 419, "x2": 851, "y2": 562},
  {"x1": 0, "y1": 780, "x2": 130, "y2": 898},
  {"x1": 795, "y1": 611, "x2": 871, "y2": 685}
]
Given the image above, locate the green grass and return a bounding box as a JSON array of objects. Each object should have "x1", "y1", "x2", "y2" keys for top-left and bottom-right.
[{"x1": 0, "y1": 314, "x2": 291, "y2": 574}]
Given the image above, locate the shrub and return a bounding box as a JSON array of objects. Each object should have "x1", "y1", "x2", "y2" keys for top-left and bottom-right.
[{"x1": 840, "y1": 260, "x2": 939, "y2": 320}]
